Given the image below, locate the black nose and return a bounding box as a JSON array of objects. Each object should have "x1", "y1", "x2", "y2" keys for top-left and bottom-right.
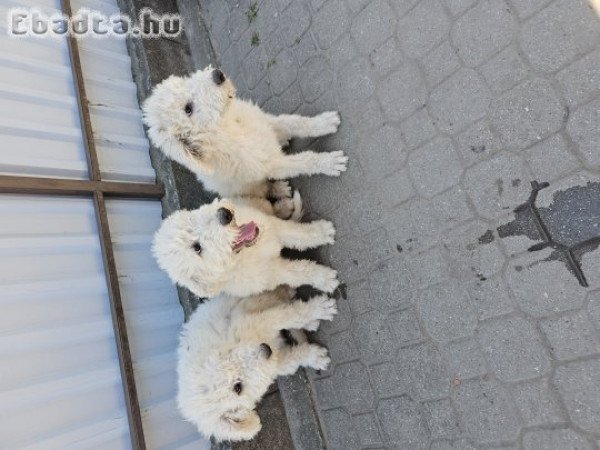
[
  {"x1": 217, "y1": 207, "x2": 233, "y2": 225},
  {"x1": 212, "y1": 68, "x2": 225, "y2": 85},
  {"x1": 260, "y1": 343, "x2": 272, "y2": 359}
]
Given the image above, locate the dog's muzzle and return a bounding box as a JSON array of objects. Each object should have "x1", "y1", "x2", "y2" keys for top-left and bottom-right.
[{"x1": 212, "y1": 68, "x2": 226, "y2": 85}]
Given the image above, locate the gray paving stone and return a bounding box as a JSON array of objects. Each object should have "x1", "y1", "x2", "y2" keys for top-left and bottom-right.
[
  {"x1": 451, "y1": 0, "x2": 516, "y2": 67},
  {"x1": 419, "y1": 41, "x2": 461, "y2": 87},
  {"x1": 345, "y1": 279, "x2": 373, "y2": 315},
  {"x1": 479, "y1": 46, "x2": 530, "y2": 94},
  {"x1": 352, "y1": 310, "x2": 398, "y2": 363},
  {"x1": 567, "y1": 97, "x2": 600, "y2": 168},
  {"x1": 358, "y1": 124, "x2": 406, "y2": 177},
  {"x1": 455, "y1": 119, "x2": 503, "y2": 167},
  {"x1": 442, "y1": 338, "x2": 488, "y2": 380},
  {"x1": 369, "y1": 37, "x2": 404, "y2": 77},
  {"x1": 441, "y1": 0, "x2": 477, "y2": 16},
  {"x1": 323, "y1": 361, "x2": 376, "y2": 413},
  {"x1": 463, "y1": 152, "x2": 531, "y2": 220},
  {"x1": 335, "y1": 56, "x2": 377, "y2": 110},
  {"x1": 509, "y1": 0, "x2": 552, "y2": 19},
  {"x1": 442, "y1": 221, "x2": 505, "y2": 283},
  {"x1": 397, "y1": 0, "x2": 450, "y2": 58},
  {"x1": 507, "y1": 250, "x2": 588, "y2": 318},
  {"x1": 408, "y1": 245, "x2": 452, "y2": 289},
  {"x1": 453, "y1": 379, "x2": 521, "y2": 444},
  {"x1": 429, "y1": 186, "x2": 474, "y2": 232},
  {"x1": 324, "y1": 329, "x2": 360, "y2": 363},
  {"x1": 554, "y1": 359, "x2": 600, "y2": 434},
  {"x1": 510, "y1": 378, "x2": 565, "y2": 427},
  {"x1": 467, "y1": 276, "x2": 515, "y2": 320},
  {"x1": 377, "y1": 396, "x2": 430, "y2": 449},
  {"x1": 418, "y1": 281, "x2": 478, "y2": 342},
  {"x1": 387, "y1": 307, "x2": 423, "y2": 346},
  {"x1": 268, "y1": 48, "x2": 298, "y2": 94},
  {"x1": 524, "y1": 133, "x2": 581, "y2": 182},
  {"x1": 522, "y1": 429, "x2": 593, "y2": 450},
  {"x1": 242, "y1": 45, "x2": 269, "y2": 89},
  {"x1": 408, "y1": 136, "x2": 462, "y2": 198},
  {"x1": 490, "y1": 78, "x2": 566, "y2": 149},
  {"x1": 430, "y1": 68, "x2": 491, "y2": 134},
  {"x1": 321, "y1": 408, "x2": 361, "y2": 450},
  {"x1": 352, "y1": 413, "x2": 383, "y2": 447},
  {"x1": 279, "y1": 1, "x2": 311, "y2": 48},
  {"x1": 540, "y1": 310, "x2": 600, "y2": 360},
  {"x1": 396, "y1": 343, "x2": 451, "y2": 401},
  {"x1": 369, "y1": 362, "x2": 407, "y2": 399},
  {"x1": 293, "y1": 33, "x2": 318, "y2": 66},
  {"x1": 298, "y1": 55, "x2": 333, "y2": 102},
  {"x1": 423, "y1": 398, "x2": 461, "y2": 440},
  {"x1": 378, "y1": 62, "x2": 428, "y2": 121},
  {"x1": 351, "y1": 0, "x2": 397, "y2": 54},
  {"x1": 400, "y1": 108, "x2": 437, "y2": 150},
  {"x1": 589, "y1": 290, "x2": 600, "y2": 331},
  {"x1": 376, "y1": 167, "x2": 415, "y2": 207},
  {"x1": 557, "y1": 48, "x2": 600, "y2": 107},
  {"x1": 369, "y1": 258, "x2": 416, "y2": 310},
  {"x1": 522, "y1": 0, "x2": 600, "y2": 71},
  {"x1": 312, "y1": 0, "x2": 351, "y2": 49},
  {"x1": 478, "y1": 315, "x2": 551, "y2": 382}
]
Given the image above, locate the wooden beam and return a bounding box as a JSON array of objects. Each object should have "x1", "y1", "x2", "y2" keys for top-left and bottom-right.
[
  {"x1": 0, "y1": 175, "x2": 164, "y2": 199},
  {"x1": 61, "y1": 0, "x2": 148, "y2": 448}
]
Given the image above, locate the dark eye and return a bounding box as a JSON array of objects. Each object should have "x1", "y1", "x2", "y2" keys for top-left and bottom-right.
[
  {"x1": 217, "y1": 208, "x2": 233, "y2": 226},
  {"x1": 260, "y1": 343, "x2": 272, "y2": 359},
  {"x1": 184, "y1": 102, "x2": 193, "y2": 116},
  {"x1": 192, "y1": 242, "x2": 202, "y2": 255},
  {"x1": 233, "y1": 382, "x2": 243, "y2": 395}
]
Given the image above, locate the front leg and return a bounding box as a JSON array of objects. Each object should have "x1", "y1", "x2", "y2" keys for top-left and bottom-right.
[
  {"x1": 274, "y1": 218, "x2": 335, "y2": 250},
  {"x1": 252, "y1": 295, "x2": 337, "y2": 332},
  {"x1": 269, "y1": 151, "x2": 348, "y2": 179},
  {"x1": 278, "y1": 259, "x2": 339, "y2": 293},
  {"x1": 277, "y1": 343, "x2": 331, "y2": 375},
  {"x1": 266, "y1": 111, "x2": 341, "y2": 145}
]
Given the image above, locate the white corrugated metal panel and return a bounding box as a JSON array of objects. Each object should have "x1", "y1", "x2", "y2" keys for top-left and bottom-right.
[
  {"x1": 71, "y1": 0, "x2": 157, "y2": 184},
  {"x1": 107, "y1": 199, "x2": 209, "y2": 450},
  {"x1": 0, "y1": 195, "x2": 131, "y2": 449},
  {"x1": 0, "y1": 0, "x2": 89, "y2": 179}
]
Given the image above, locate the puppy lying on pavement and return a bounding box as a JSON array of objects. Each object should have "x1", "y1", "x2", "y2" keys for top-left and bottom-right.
[
  {"x1": 177, "y1": 286, "x2": 336, "y2": 442},
  {"x1": 153, "y1": 196, "x2": 338, "y2": 297},
  {"x1": 142, "y1": 66, "x2": 348, "y2": 203}
]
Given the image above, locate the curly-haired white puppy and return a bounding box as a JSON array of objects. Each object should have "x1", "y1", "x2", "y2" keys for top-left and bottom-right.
[
  {"x1": 152, "y1": 197, "x2": 338, "y2": 297},
  {"x1": 142, "y1": 66, "x2": 348, "y2": 199},
  {"x1": 177, "y1": 287, "x2": 336, "y2": 441}
]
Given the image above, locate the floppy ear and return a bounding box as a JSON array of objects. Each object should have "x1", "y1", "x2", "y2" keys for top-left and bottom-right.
[{"x1": 220, "y1": 409, "x2": 261, "y2": 441}]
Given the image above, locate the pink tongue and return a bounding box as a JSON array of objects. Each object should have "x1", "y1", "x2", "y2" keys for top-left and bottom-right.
[{"x1": 235, "y1": 222, "x2": 258, "y2": 245}]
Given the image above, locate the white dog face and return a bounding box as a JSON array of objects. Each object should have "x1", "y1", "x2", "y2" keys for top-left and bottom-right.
[
  {"x1": 152, "y1": 199, "x2": 260, "y2": 297},
  {"x1": 177, "y1": 338, "x2": 276, "y2": 441},
  {"x1": 142, "y1": 66, "x2": 236, "y2": 174}
]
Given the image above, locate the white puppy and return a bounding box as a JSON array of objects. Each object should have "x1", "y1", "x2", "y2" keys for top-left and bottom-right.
[
  {"x1": 152, "y1": 197, "x2": 338, "y2": 297},
  {"x1": 177, "y1": 287, "x2": 336, "y2": 441},
  {"x1": 142, "y1": 66, "x2": 348, "y2": 198}
]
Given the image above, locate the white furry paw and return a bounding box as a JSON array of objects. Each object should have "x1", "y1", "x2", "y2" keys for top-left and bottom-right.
[
  {"x1": 273, "y1": 190, "x2": 304, "y2": 221},
  {"x1": 311, "y1": 220, "x2": 335, "y2": 245},
  {"x1": 305, "y1": 345, "x2": 331, "y2": 371},
  {"x1": 311, "y1": 111, "x2": 341, "y2": 136},
  {"x1": 270, "y1": 180, "x2": 292, "y2": 199},
  {"x1": 319, "y1": 151, "x2": 348, "y2": 177},
  {"x1": 308, "y1": 295, "x2": 338, "y2": 322},
  {"x1": 304, "y1": 319, "x2": 321, "y2": 332},
  {"x1": 314, "y1": 267, "x2": 339, "y2": 293}
]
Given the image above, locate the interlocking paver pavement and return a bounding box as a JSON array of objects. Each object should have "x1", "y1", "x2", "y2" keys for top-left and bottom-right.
[{"x1": 199, "y1": 0, "x2": 600, "y2": 448}]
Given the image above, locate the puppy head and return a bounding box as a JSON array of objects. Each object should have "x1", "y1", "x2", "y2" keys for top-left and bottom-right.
[
  {"x1": 152, "y1": 198, "x2": 260, "y2": 297},
  {"x1": 177, "y1": 341, "x2": 275, "y2": 441},
  {"x1": 142, "y1": 66, "x2": 236, "y2": 174}
]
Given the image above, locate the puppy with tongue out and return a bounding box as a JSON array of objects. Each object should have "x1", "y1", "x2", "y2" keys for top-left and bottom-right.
[{"x1": 152, "y1": 197, "x2": 339, "y2": 298}]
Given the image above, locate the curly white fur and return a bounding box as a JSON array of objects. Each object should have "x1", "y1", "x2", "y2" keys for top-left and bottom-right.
[
  {"x1": 152, "y1": 197, "x2": 338, "y2": 298},
  {"x1": 177, "y1": 287, "x2": 337, "y2": 442},
  {"x1": 142, "y1": 66, "x2": 348, "y2": 198}
]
